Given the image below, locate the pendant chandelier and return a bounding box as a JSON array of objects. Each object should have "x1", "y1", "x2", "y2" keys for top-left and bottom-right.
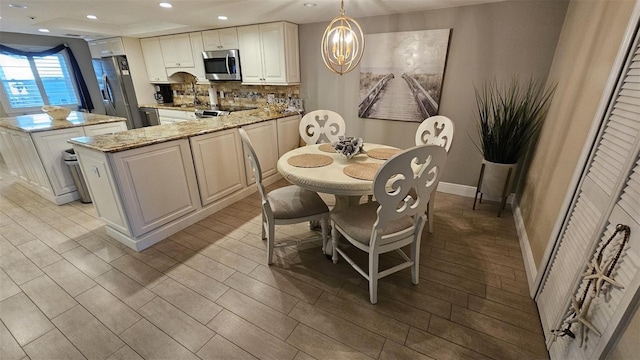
[{"x1": 321, "y1": 0, "x2": 365, "y2": 75}]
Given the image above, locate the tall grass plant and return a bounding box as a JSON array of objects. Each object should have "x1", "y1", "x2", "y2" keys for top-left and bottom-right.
[{"x1": 475, "y1": 78, "x2": 555, "y2": 164}]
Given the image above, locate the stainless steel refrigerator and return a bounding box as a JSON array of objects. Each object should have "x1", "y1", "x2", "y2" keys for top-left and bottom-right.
[{"x1": 92, "y1": 55, "x2": 144, "y2": 129}]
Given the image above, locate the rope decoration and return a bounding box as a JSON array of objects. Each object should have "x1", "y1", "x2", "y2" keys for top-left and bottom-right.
[{"x1": 551, "y1": 224, "x2": 630, "y2": 347}]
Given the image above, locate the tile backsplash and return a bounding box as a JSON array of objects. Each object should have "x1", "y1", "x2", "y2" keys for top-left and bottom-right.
[{"x1": 170, "y1": 82, "x2": 300, "y2": 110}]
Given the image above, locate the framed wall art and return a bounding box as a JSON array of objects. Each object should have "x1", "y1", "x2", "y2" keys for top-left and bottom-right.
[{"x1": 358, "y1": 29, "x2": 451, "y2": 122}]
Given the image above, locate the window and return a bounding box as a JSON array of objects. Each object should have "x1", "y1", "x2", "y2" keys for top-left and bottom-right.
[{"x1": 0, "y1": 52, "x2": 79, "y2": 113}]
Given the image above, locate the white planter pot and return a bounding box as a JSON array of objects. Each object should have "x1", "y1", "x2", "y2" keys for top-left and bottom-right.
[{"x1": 478, "y1": 159, "x2": 517, "y2": 198}]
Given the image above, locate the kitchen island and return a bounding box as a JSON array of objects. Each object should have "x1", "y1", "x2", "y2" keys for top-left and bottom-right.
[
  {"x1": 69, "y1": 108, "x2": 301, "y2": 251},
  {"x1": 0, "y1": 111, "x2": 128, "y2": 204}
]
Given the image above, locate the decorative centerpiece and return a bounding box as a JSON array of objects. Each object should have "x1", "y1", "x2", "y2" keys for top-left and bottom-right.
[
  {"x1": 333, "y1": 136, "x2": 364, "y2": 159},
  {"x1": 42, "y1": 105, "x2": 71, "y2": 120}
]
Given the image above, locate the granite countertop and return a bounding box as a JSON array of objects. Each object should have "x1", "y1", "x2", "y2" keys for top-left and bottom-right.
[
  {"x1": 0, "y1": 112, "x2": 127, "y2": 133},
  {"x1": 69, "y1": 109, "x2": 300, "y2": 153}
]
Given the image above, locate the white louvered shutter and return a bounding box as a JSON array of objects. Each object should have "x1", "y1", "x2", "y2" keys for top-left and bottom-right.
[{"x1": 537, "y1": 27, "x2": 640, "y2": 360}]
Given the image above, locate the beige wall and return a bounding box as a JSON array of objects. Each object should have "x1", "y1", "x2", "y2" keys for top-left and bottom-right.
[
  {"x1": 298, "y1": 1, "x2": 568, "y2": 186},
  {"x1": 518, "y1": 0, "x2": 635, "y2": 268}
]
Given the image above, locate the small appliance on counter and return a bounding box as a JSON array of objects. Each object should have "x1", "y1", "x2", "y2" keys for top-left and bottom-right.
[{"x1": 154, "y1": 84, "x2": 173, "y2": 104}]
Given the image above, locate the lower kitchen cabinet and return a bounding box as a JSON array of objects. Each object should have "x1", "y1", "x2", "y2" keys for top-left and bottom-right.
[
  {"x1": 277, "y1": 115, "x2": 301, "y2": 157},
  {"x1": 241, "y1": 120, "x2": 278, "y2": 184},
  {"x1": 0, "y1": 128, "x2": 53, "y2": 197},
  {"x1": 190, "y1": 129, "x2": 246, "y2": 206},
  {"x1": 0, "y1": 120, "x2": 127, "y2": 205},
  {"x1": 111, "y1": 139, "x2": 201, "y2": 237}
]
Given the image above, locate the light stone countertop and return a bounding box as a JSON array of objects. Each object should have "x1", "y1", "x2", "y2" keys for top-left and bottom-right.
[
  {"x1": 0, "y1": 111, "x2": 127, "y2": 133},
  {"x1": 68, "y1": 109, "x2": 299, "y2": 153}
]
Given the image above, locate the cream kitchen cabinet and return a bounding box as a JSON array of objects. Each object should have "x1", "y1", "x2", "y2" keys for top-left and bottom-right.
[
  {"x1": 237, "y1": 22, "x2": 300, "y2": 85},
  {"x1": 32, "y1": 127, "x2": 87, "y2": 197},
  {"x1": 0, "y1": 128, "x2": 53, "y2": 197},
  {"x1": 202, "y1": 28, "x2": 239, "y2": 51},
  {"x1": 165, "y1": 32, "x2": 207, "y2": 83},
  {"x1": 276, "y1": 115, "x2": 301, "y2": 157},
  {"x1": 140, "y1": 37, "x2": 169, "y2": 83},
  {"x1": 110, "y1": 139, "x2": 201, "y2": 237},
  {"x1": 88, "y1": 37, "x2": 125, "y2": 58},
  {"x1": 160, "y1": 33, "x2": 195, "y2": 68},
  {"x1": 0, "y1": 114, "x2": 128, "y2": 205},
  {"x1": 190, "y1": 129, "x2": 245, "y2": 206},
  {"x1": 241, "y1": 120, "x2": 278, "y2": 184}
]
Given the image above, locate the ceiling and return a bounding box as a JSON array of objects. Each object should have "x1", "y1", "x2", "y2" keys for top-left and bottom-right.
[{"x1": 0, "y1": 0, "x2": 506, "y2": 40}]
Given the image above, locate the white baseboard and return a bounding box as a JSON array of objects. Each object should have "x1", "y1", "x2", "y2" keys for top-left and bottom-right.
[
  {"x1": 437, "y1": 181, "x2": 514, "y2": 204},
  {"x1": 512, "y1": 198, "x2": 538, "y2": 297}
]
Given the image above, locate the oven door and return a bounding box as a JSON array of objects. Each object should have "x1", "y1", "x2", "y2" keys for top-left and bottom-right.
[{"x1": 203, "y1": 50, "x2": 241, "y2": 81}]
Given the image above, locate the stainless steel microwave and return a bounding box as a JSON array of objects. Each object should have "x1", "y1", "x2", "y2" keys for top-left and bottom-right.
[{"x1": 202, "y1": 49, "x2": 241, "y2": 81}]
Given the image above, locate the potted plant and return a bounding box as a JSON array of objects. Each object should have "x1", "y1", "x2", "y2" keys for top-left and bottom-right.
[{"x1": 473, "y1": 78, "x2": 555, "y2": 209}]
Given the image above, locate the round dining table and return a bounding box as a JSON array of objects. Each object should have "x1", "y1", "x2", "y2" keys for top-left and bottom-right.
[{"x1": 277, "y1": 143, "x2": 401, "y2": 210}]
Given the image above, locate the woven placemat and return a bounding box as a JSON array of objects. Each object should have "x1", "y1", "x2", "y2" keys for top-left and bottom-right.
[
  {"x1": 318, "y1": 143, "x2": 335, "y2": 153},
  {"x1": 287, "y1": 154, "x2": 333, "y2": 168},
  {"x1": 343, "y1": 163, "x2": 381, "y2": 181},
  {"x1": 367, "y1": 148, "x2": 401, "y2": 160}
]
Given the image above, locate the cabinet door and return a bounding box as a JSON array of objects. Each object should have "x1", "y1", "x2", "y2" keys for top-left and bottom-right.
[
  {"x1": 106, "y1": 38, "x2": 125, "y2": 56},
  {"x1": 84, "y1": 122, "x2": 127, "y2": 136},
  {"x1": 0, "y1": 128, "x2": 21, "y2": 177},
  {"x1": 174, "y1": 34, "x2": 195, "y2": 67},
  {"x1": 17, "y1": 132, "x2": 53, "y2": 195},
  {"x1": 277, "y1": 115, "x2": 301, "y2": 157},
  {"x1": 32, "y1": 127, "x2": 86, "y2": 196},
  {"x1": 241, "y1": 120, "x2": 278, "y2": 184},
  {"x1": 283, "y1": 22, "x2": 301, "y2": 84},
  {"x1": 140, "y1": 37, "x2": 168, "y2": 82},
  {"x1": 203, "y1": 28, "x2": 239, "y2": 51},
  {"x1": 260, "y1": 22, "x2": 287, "y2": 84},
  {"x1": 202, "y1": 30, "x2": 222, "y2": 51},
  {"x1": 237, "y1": 25, "x2": 264, "y2": 84},
  {"x1": 219, "y1": 28, "x2": 239, "y2": 49},
  {"x1": 189, "y1": 32, "x2": 206, "y2": 82},
  {"x1": 111, "y1": 139, "x2": 200, "y2": 237},
  {"x1": 191, "y1": 129, "x2": 245, "y2": 205},
  {"x1": 88, "y1": 41, "x2": 102, "y2": 59},
  {"x1": 160, "y1": 34, "x2": 194, "y2": 68},
  {"x1": 159, "y1": 35, "x2": 179, "y2": 67}
]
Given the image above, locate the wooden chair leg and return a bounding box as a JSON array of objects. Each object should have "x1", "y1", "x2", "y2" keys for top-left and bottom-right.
[
  {"x1": 427, "y1": 193, "x2": 435, "y2": 234},
  {"x1": 266, "y1": 220, "x2": 275, "y2": 265},
  {"x1": 411, "y1": 238, "x2": 420, "y2": 285},
  {"x1": 261, "y1": 212, "x2": 266, "y2": 240},
  {"x1": 369, "y1": 252, "x2": 379, "y2": 304}
]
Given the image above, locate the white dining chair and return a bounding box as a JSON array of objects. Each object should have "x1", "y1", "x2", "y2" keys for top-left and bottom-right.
[
  {"x1": 415, "y1": 115, "x2": 455, "y2": 233},
  {"x1": 330, "y1": 145, "x2": 448, "y2": 304},
  {"x1": 238, "y1": 128, "x2": 330, "y2": 264},
  {"x1": 299, "y1": 110, "x2": 346, "y2": 145}
]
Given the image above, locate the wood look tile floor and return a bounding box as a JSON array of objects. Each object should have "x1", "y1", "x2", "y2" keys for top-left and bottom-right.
[{"x1": 0, "y1": 165, "x2": 549, "y2": 360}]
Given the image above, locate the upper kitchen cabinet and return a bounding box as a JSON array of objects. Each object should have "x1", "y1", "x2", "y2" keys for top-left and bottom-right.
[
  {"x1": 202, "y1": 28, "x2": 239, "y2": 51},
  {"x1": 140, "y1": 37, "x2": 168, "y2": 83},
  {"x1": 237, "y1": 21, "x2": 300, "y2": 85},
  {"x1": 88, "y1": 37, "x2": 125, "y2": 58},
  {"x1": 159, "y1": 33, "x2": 195, "y2": 68}
]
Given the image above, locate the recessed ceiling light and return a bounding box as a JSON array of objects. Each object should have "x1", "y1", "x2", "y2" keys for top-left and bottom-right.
[
  {"x1": 86, "y1": 15, "x2": 97, "y2": 20},
  {"x1": 159, "y1": 2, "x2": 172, "y2": 8},
  {"x1": 8, "y1": 3, "x2": 28, "y2": 9},
  {"x1": 217, "y1": 15, "x2": 227, "y2": 20},
  {"x1": 38, "y1": 28, "x2": 50, "y2": 33},
  {"x1": 303, "y1": 3, "x2": 316, "y2": 7}
]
